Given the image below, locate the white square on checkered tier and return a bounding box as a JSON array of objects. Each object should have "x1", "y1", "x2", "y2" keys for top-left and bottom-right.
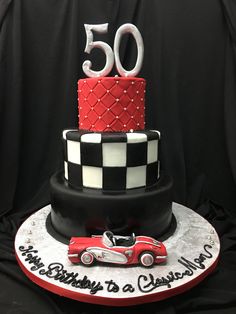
[
  {"x1": 67, "y1": 140, "x2": 81, "y2": 164},
  {"x1": 126, "y1": 165, "x2": 146, "y2": 189},
  {"x1": 81, "y1": 133, "x2": 102, "y2": 143},
  {"x1": 147, "y1": 140, "x2": 158, "y2": 164},
  {"x1": 127, "y1": 132, "x2": 147, "y2": 143},
  {"x1": 102, "y1": 143, "x2": 127, "y2": 167},
  {"x1": 64, "y1": 161, "x2": 68, "y2": 180},
  {"x1": 82, "y1": 166, "x2": 103, "y2": 188}
]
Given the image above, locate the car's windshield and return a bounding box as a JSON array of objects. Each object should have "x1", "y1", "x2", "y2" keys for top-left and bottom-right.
[{"x1": 102, "y1": 231, "x2": 114, "y2": 247}]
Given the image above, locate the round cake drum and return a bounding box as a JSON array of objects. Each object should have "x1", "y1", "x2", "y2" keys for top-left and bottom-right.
[{"x1": 15, "y1": 203, "x2": 220, "y2": 306}]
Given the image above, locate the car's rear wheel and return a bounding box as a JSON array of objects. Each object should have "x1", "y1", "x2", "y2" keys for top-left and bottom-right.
[
  {"x1": 80, "y1": 251, "x2": 95, "y2": 266},
  {"x1": 139, "y1": 251, "x2": 155, "y2": 267}
]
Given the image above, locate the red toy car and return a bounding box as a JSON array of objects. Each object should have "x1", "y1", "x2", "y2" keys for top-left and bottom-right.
[{"x1": 68, "y1": 231, "x2": 167, "y2": 267}]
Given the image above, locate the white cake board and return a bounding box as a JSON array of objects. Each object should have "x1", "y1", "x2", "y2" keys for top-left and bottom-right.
[{"x1": 15, "y1": 203, "x2": 220, "y2": 306}]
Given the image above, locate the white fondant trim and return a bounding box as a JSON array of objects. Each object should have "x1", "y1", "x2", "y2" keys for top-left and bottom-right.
[
  {"x1": 81, "y1": 133, "x2": 102, "y2": 143},
  {"x1": 67, "y1": 141, "x2": 81, "y2": 164},
  {"x1": 64, "y1": 161, "x2": 68, "y2": 180},
  {"x1": 82, "y1": 166, "x2": 103, "y2": 188},
  {"x1": 127, "y1": 133, "x2": 147, "y2": 143},
  {"x1": 68, "y1": 253, "x2": 78, "y2": 258}
]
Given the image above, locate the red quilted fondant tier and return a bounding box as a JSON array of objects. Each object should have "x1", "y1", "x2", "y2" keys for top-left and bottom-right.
[{"x1": 78, "y1": 77, "x2": 146, "y2": 132}]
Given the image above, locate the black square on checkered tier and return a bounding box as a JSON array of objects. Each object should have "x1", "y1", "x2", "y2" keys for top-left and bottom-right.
[
  {"x1": 80, "y1": 142, "x2": 102, "y2": 167},
  {"x1": 101, "y1": 133, "x2": 128, "y2": 143},
  {"x1": 65, "y1": 130, "x2": 80, "y2": 141},
  {"x1": 146, "y1": 162, "x2": 159, "y2": 186},
  {"x1": 145, "y1": 130, "x2": 161, "y2": 141},
  {"x1": 103, "y1": 167, "x2": 127, "y2": 190},
  {"x1": 127, "y1": 142, "x2": 147, "y2": 167},
  {"x1": 63, "y1": 139, "x2": 68, "y2": 161},
  {"x1": 67, "y1": 162, "x2": 82, "y2": 187},
  {"x1": 66, "y1": 130, "x2": 91, "y2": 141}
]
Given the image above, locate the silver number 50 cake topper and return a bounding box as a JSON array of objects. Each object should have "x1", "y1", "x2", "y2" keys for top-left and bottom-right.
[{"x1": 83, "y1": 23, "x2": 144, "y2": 78}]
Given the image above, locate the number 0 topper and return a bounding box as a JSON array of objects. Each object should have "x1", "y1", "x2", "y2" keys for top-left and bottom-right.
[{"x1": 82, "y1": 23, "x2": 144, "y2": 78}]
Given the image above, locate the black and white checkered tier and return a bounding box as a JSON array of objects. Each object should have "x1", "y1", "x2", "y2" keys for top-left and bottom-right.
[{"x1": 63, "y1": 129, "x2": 160, "y2": 190}]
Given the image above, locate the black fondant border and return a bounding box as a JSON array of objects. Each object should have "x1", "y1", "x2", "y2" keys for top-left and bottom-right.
[{"x1": 46, "y1": 212, "x2": 177, "y2": 245}]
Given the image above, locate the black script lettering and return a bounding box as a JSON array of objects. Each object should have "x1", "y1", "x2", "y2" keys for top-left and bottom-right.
[
  {"x1": 54, "y1": 269, "x2": 68, "y2": 281},
  {"x1": 19, "y1": 246, "x2": 104, "y2": 295},
  {"x1": 138, "y1": 274, "x2": 171, "y2": 293},
  {"x1": 63, "y1": 273, "x2": 79, "y2": 285},
  {"x1": 105, "y1": 280, "x2": 120, "y2": 293},
  {"x1": 43, "y1": 262, "x2": 64, "y2": 278},
  {"x1": 19, "y1": 246, "x2": 44, "y2": 271},
  {"x1": 137, "y1": 244, "x2": 214, "y2": 293},
  {"x1": 178, "y1": 257, "x2": 205, "y2": 272},
  {"x1": 72, "y1": 275, "x2": 103, "y2": 295},
  {"x1": 89, "y1": 281, "x2": 103, "y2": 295},
  {"x1": 19, "y1": 246, "x2": 38, "y2": 256},
  {"x1": 122, "y1": 284, "x2": 135, "y2": 293}
]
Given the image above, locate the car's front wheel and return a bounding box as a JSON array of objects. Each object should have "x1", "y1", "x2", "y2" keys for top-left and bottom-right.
[
  {"x1": 80, "y1": 251, "x2": 95, "y2": 266},
  {"x1": 139, "y1": 251, "x2": 155, "y2": 267}
]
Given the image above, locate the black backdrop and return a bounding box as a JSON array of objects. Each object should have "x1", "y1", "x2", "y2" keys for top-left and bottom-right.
[{"x1": 1, "y1": 0, "x2": 236, "y2": 313}]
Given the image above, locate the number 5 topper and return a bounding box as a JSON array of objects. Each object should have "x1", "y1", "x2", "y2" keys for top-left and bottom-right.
[{"x1": 82, "y1": 23, "x2": 144, "y2": 78}]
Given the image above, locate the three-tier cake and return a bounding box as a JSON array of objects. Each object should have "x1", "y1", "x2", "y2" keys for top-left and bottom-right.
[{"x1": 49, "y1": 76, "x2": 173, "y2": 241}]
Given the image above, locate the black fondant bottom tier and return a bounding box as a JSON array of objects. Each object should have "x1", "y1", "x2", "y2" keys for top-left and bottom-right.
[{"x1": 50, "y1": 171, "x2": 173, "y2": 240}]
